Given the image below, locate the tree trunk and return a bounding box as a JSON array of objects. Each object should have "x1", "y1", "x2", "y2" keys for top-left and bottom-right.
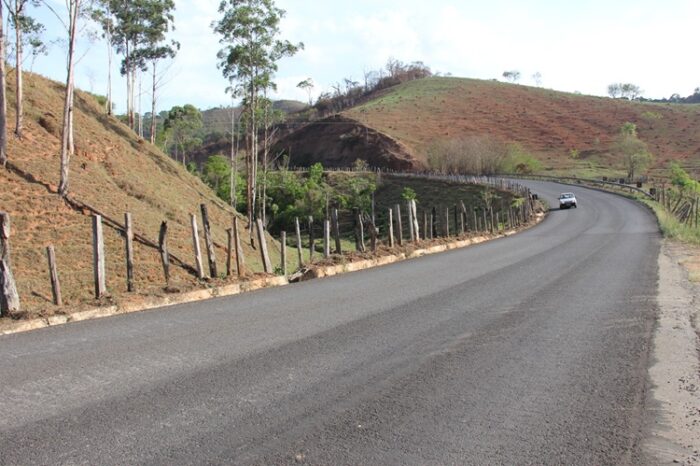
[
  {"x1": 246, "y1": 116, "x2": 253, "y2": 225},
  {"x1": 67, "y1": 78, "x2": 74, "y2": 155},
  {"x1": 0, "y1": 2, "x2": 7, "y2": 167},
  {"x1": 14, "y1": 2, "x2": 22, "y2": 139},
  {"x1": 130, "y1": 69, "x2": 136, "y2": 131},
  {"x1": 106, "y1": 22, "x2": 112, "y2": 115},
  {"x1": 150, "y1": 61, "x2": 157, "y2": 144},
  {"x1": 137, "y1": 70, "x2": 143, "y2": 138},
  {"x1": 58, "y1": 0, "x2": 80, "y2": 197},
  {"x1": 229, "y1": 103, "x2": 237, "y2": 209},
  {"x1": 248, "y1": 86, "x2": 258, "y2": 236},
  {"x1": 124, "y1": 40, "x2": 131, "y2": 129},
  {"x1": 261, "y1": 97, "x2": 269, "y2": 226}
]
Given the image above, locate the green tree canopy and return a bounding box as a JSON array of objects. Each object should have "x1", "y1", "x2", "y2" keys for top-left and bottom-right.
[
  {"x1": 614, "y1": 122, "x2": 653, "y2": 181},
  {"x1": 163, "y1": 104, "x2": 203, "y2": 165}
]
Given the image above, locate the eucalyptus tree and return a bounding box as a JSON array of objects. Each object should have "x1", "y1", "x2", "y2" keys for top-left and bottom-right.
[
  {"x1": 90, "y1": 1, "x2": 114, "y2": 114},
  {"x1": 163, "y1": 104, "x2": 202, "y2": 166},
  {"x1": 212, "y1": 0, "x2": 302, "y2": 223},
  {"x1": 108, "y1": 0, "x2": 176, "y2": 131},
  {"x1": 57, "y1": 0, "x2": 82, "y2": 196},
  {"x1": 145, "y1": 43, "x2": 177, "y2": 144},
  {"x1": 296, "y1": 78, "x2": 313, "y2": 105},
  {"x1": 4, "y1": 0, "x2": 42, "y2": 138},
  {"x1": 133, "y1": 0, "x2": 178, "y2": 144}
]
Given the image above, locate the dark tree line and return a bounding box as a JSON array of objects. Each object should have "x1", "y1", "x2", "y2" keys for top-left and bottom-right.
[{"x1": 653, "y1": 88, "x2": 700, "y2": 104}]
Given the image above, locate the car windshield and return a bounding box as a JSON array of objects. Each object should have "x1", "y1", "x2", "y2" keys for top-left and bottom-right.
[{"x1": 560, "y1": 193, "x2": 574, "y2": 199}]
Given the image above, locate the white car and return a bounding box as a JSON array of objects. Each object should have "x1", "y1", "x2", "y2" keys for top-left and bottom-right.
[{"x1": 559, "y1": 192, "x2": 577, "y2": 209}]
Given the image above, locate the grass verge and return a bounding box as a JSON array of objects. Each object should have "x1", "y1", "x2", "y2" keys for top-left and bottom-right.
[{"x1": 642, "y1": 200, "x2": 700, "y2": 245}]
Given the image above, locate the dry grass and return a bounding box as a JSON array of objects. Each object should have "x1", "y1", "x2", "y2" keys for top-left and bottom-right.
[
  {"x1": 1, "y1": 71, "x2": 291, "y2": 318},
  {"x1": 345, "y1": 77, "x2": 700, "y2": 177}
]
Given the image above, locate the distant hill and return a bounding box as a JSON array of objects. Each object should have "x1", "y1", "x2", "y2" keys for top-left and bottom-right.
[
  {"x1": 194, "y1": 100, "x2": 308, "y2": 166},
  {"x1": 201, "y1": 100, "x2": 307, "y2": 134},
  {"x1": 0, "y1": 72, "x2": 284, "y2": 317},
  {"x1": 274, "y1": 77, "x2": 700, "y2": 178}
]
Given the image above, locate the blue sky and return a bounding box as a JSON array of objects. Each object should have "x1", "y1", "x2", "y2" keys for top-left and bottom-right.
[{"x1": 32, "y1": 0, "x2": 700, "y2": 114}]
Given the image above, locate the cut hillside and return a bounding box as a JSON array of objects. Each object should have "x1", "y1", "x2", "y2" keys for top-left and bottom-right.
[
  {"x1": 1, "y1": 71, "x2": 289, "y2": 318},
  {"x1": 273, "y1": 114, "x2": 419, "y2": 170},
  {"x1": 278, "y1": 77, "x2": 700, "y2": 177}
]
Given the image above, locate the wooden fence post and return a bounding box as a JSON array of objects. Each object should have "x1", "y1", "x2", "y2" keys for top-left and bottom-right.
[
  {"x1": 490, "y1": 207, "x2": 495, "y2": 233},
  {"x1": 323, "y1": 219, "x2": 331, "y2": 258},
  {"x1": 256, "y1": 218, "x2": 272, "y2": 273},
  {"x1": 124, "y1": 213, "x2": 135, "y2": 292},
  {"x1": 200, "y1": 204, "x2": 217, "y2": 278},
  {"x1": 190, "y1": 214, "x2": 204, "y2": 279},
  {"x1": 357, "y1": 213, "x2": 366, "y2": 252},
  {"x1": 407, "y1": 201, "x2": 415, "y2": 242},
  {"x1": 92, "y1": 214, "x2": 106, "y2": 298},
  {"x1": 445, "y1": 207, "x2": 450, "y2": 237},
  {"x1": 411, "y1": 200, "x2": 420, "y2": 242},
  {"x1": 454, "y1": 205, "x2": 459, "y2": 236},
  {"x1": 0, "y1": 212, "x2": 19, "y2": 315},
  {"x1": 431, "y1": 206, "x2": 437, "y2": 238},
  {"x1": 332, "y1": 208, "x2": 341, "y2": 254},
  {"x1": 295, "y1": 217, "x2": 303, "y2": 267},
  {"x1": 388, "y1": 208, "x2": 395, "y2": 248},
  {"x1": 226, "y1": 228, "x2": 233, "y2": 277},
  {"x1": 158, "y1": 221, "x2": 170, "y2": 286},
  {"x1": 281, "y1": 231, "x2": 287, "y2": 277},
  {"x1": 46, "y1": 245, "x2": 62, "y2": 306},
  {"x1": 507, "y1": 209, "x2": 513, "y2": 230},
  {"x1": 394, "y1": 204, "x2": 403, "y2": 246},
  {"x1": 423, "y1": 211, "x2": 428, "y2": 241},
  {"x1": 308, "y1": 216, "x2": 315, "y2": 262},
  {"x1": 233, "y1": 216, "x2": 244, "y2": 277},
  {"x1": 369, "y1": 218, "x2": 378, "y2": 252},
  {"x1": 0, "y1": 266, "x2": 14, "y2": 314}
]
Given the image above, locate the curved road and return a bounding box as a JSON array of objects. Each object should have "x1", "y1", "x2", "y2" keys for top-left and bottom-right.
[{"x1": 0, "y1": 182, "x2": 660, "y2": 465}]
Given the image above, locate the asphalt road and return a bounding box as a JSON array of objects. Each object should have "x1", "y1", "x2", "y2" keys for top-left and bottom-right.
[{"x1": 0, "y1": 182, "x2": 661, "y2": 465}]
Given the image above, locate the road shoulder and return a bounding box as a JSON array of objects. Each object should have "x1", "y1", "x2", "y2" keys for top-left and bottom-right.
[{"x1": 646, "y1": 241, "x2": 700, "y2": 464}]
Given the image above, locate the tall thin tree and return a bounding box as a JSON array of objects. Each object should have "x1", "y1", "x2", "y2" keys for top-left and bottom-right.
[
  {"x1": 90, "y1": 1, "x2": 114, "y2": 114},
  {"x1": 213, "y1": 0, "x2": 302, "y2": 227},
  {"x1": 58, "y1": 0, "x2": 80, "y2": 196},
  {"x1": 4, "y1": 0, "x2": 40, "y2": 138}
]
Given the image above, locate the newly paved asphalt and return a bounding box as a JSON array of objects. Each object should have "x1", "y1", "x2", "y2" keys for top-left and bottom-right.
[{"x1": 0, "y1": 182, "x2": 660, "y2": 465}]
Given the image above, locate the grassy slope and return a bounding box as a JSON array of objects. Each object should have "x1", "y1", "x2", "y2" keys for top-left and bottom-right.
[
  {"x1": 1, "y1": 72, "x2": 291, "y2": 316},
  {"x1": 344, "y1": 77, "x2": 700, "y2": 177}
]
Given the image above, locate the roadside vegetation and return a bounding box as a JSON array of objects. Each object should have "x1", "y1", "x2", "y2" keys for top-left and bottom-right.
[{"x1": 645, "y1": 163, "x2": 700, "y2": 245}]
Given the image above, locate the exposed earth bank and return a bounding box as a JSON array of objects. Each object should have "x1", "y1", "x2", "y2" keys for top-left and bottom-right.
[{"x1": 272, "y1": 115, "x2": 421, "y2": 170}]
